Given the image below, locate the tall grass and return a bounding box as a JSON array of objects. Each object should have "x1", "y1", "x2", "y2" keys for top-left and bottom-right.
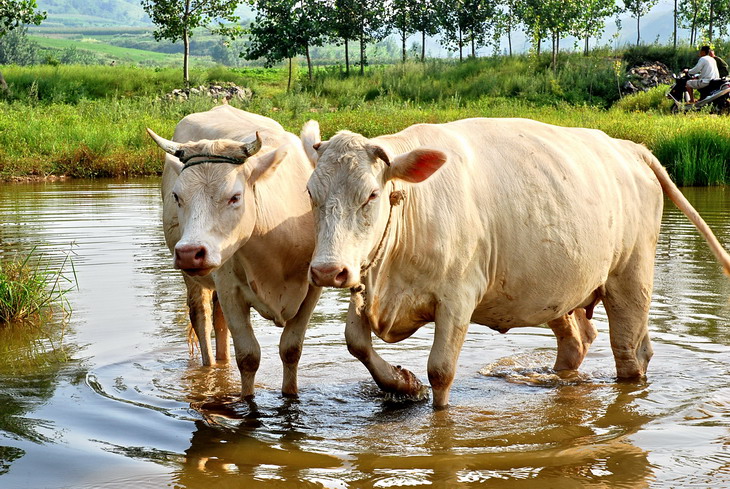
[
  {"x1": 306, "y1": 54, "x2": 625, "y2": 108},
  {"x1": 0, "y1": 62, "x2": 729, "y2": 185},
  {"x1": 0, "y1": 248, "x2": 77, "y2": 324}
]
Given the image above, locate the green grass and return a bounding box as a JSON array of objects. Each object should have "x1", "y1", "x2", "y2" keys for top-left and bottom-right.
[
  {"x1": 0, "y1": 62, "x2": 729, "y2": 185},
  {"x1": 29, "y1": 35, "x2": 181, "y2": 64},
  {"x1": 0, "y1": 248, "x2": 76, "y2": 325}
]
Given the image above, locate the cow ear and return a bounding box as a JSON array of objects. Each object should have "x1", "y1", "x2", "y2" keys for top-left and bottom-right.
[
  {"x1": 245, "y1": 144, "x2": 290, "y2": 183},
  {"x1": 386, "y1": 148, "x2": 447, "y2": 183},
  {"x1": 300, "y1": 120, "x2": 321, "y2": 168}
]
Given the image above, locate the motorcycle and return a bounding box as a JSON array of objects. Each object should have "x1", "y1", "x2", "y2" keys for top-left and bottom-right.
[{"x1": 666, "y1": 71, "x2": 730, "y2": 114}]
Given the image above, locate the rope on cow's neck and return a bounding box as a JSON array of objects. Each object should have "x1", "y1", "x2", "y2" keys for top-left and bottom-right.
[{"x1": 350, "y1": 187, "x2": 407, "y2": 315}]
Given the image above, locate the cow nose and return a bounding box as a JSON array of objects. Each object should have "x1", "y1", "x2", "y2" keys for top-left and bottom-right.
[
  {"x1": 175, "y1": 244, "x2": 208, "y2": 270},
  {"x1": 310, "y1": 264, "x2": 350, "y2": 288}
]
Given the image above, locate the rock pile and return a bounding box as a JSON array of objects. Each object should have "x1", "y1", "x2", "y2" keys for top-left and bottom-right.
[
  {"x1": 163, "y1": 83, "x2": 252, "y2": 102},
  {"x1": 623, "y1": 61, "x2": 674, "y2": 94}
]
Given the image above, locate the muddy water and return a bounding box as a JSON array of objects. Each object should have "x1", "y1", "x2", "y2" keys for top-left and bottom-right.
[{"x1": 0, "y1": 179, "x2": 729, "y2": 489}]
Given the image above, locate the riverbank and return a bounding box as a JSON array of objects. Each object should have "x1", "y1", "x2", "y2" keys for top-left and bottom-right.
[{"x1": 0, "y1": 61, "x2": 728, "y2": 185}]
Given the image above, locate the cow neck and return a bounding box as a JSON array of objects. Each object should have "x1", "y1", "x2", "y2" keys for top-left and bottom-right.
[{"x1": 350, "y1": 181, "x2": 406, "y2": 315}]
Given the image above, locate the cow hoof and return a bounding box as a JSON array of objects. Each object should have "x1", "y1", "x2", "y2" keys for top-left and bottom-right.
[{"x1": 381, "y1": 366, "x2": 430, "y2": 402}]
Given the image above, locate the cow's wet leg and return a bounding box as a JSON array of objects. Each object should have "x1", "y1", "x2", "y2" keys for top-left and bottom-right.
[
  {"x1": 185, "y1": 277, "x2": 215, "y2": 366},
  {"x1": 345, "y1": 304, "x2": 425, "y2": 399},
  {"x1": 548, "y1": 308, "x2": 597, "y2": 371},
  {"x1": 603, "y1": 254, "x2": 654, "y2": 379},
  {"x1": 428, "y1": 309, "x2": 469, "y2": 409},
  {"x1": 218, "y1": 287, "x2": 260, "y2": 398},
  {"x1": 279, "y1": 286, "x2": 321, "y2": 397},
  {"x1": 212, "y1": 293, "x2": 230, "y2": 363}
]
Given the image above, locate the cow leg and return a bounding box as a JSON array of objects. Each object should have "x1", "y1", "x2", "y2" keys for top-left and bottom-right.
[
  {"x1": 278, "y1": 286, "x2": 321, "y2": 397},
  {"x1": 603, "y1": 254, "x2": 655, "y2": 379},
  {"x1": 345, "y1": 303, "x2": 425, "y2": 398},
  {"x1": 217, "y1": 287, "x2": 260, "y2": 398},
  {"x1": 211, "y1": 293, "x2": 230, "y2": 363},
  {"x1": 184, "y1": 276, "x2": 215, "y2": 367},
  {"x1": 548, "y1": 308, "x2": 597, "y2": 371},
  {"x1": 428, "y1": 308, "x2": 470, "y2": 409}
]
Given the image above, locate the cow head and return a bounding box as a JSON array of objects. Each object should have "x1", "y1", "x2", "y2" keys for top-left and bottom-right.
[
  {"x1": 307, "y1": 131, "x2": 447, "y2": 288},
  {"x1": 148, "y1": 128, "x2": 289, "y2": 276}
]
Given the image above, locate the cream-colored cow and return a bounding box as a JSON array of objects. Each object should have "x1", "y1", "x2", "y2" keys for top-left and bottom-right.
[
  {"x1": 149, "y1": 104, "x2": 322, "y2": 397},
  {"x1": 306, "y1": 117, "x2": 730, "y2": 408}
]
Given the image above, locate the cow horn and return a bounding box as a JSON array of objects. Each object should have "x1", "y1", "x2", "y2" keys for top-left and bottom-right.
[
  {"x1": 146, "y1": 128, "x2": 183, "y2": 156},
  {"x1": 240, "y1": 131, "x2": 263, "y2": 159}
]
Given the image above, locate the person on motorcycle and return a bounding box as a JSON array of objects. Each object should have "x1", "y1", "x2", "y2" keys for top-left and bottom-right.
[
  {"x1": 710, "y1": 49, "x2": 729, "y2": 79},
  {"x1": 685, "y1": 46, "x2": 719, "y2": 103}
]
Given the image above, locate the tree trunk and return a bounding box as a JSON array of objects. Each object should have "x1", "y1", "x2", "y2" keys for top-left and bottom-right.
[
  {"x1": 421, "y1": 31, "x2": 426, "y2": 61},
  {"x1": 537, "y1": 38, "x2": 541, "y2": 56},
  {"x1": 691, "y1": 6, "x2": 698, "y2": 46},
  {"x1": 458, "y1": 26, "x2": 463, "y2": 62},
  {"x1": 551, "y1": 32, "x2": 558, "y2": 68},
  {"x1": 183, "y1": 0, "x2": 191, "y2": 87},
  {"x1": 0, "y1": 71, "x2": 7, "y2": 91},
  {"x1": 360, "y1": 30, "x2": 365, "y2": 75},
  {"x1": 306, "y1": 44, "x2": 312, "y2": 82},
  {"x1": 709, "y1": 0, "x2": 714, "y2": 43},
  {"x1": 345, "y1": 39, "x2": 350, "y2": 75},
  {"x1": 183, "y1": 28, "x2": 190, "y2": 86},
  {"x1": 401, "y1": 29, "x2": 407, "y2": 63},
  {"x1": 673, "y1": 0, "x2": 678, "y2": 50},
  {"x1": 584, "y1": 36, "x2": 589, "y2": 55},
  {"x1": 507, "y1": 24, "x2": 512, "y2": 57},
  {"x1": 636, "y1": 11, "x2": 641, "y2": 45},
  {"x1": 287, "y1": 57, "x2": 292, "y2": 92},
  {"x1": 471, "y1": 34, "x2": 475, "y2": 58}
]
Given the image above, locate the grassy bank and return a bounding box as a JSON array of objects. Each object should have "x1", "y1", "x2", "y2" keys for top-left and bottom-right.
[{"x1": 0, "y1": 60, "x2": 728, "y2": 185}]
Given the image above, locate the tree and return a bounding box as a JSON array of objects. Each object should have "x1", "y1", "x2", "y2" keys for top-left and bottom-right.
[
  {"x1": 517, "y1": 0, "x2": 579, "y2": 66},
  {"x1": 331, "y1": 0, "x2": 359, "y2": 74},
  {"x1": 246, "y1": 0, "x2": 329, "y2": 88},
  {"x1": 411, "y1": 0, "x2": 439, "y2": 61},
  {"x1": 354, "y1": 0, "x2": 389, "y2": 74},
  {"x1": 438, "y1": 0, "x2": 496, "y2": 61},
  {"x1": 141, "y1": 0, "x2": 241, "y2": 86},
  {"x1": 571, "y1": 0, "x2": 618, "y2": 54},
  {"x1": 391, "y1": 0, "x2": 417, "y2": 63},
  {"x1": 496, "y1": 0, "x2": 519, "y2": 56},
  {"x1": 0, "y1": 0, "x2": 45, "y2": 89},
  {"x1": 622, "y1": 0, "x2": 659, "y2": 45},
  {"x1": 0, "y1": 27, "x2": 38, "y2": 65}
]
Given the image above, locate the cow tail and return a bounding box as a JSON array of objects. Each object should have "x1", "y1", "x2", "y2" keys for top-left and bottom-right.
[{"x1": 645, "y1": 154, "x2": 730, "y2": 276}]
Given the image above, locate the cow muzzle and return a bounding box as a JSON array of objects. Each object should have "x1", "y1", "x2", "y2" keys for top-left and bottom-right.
[
  {"x1": 174, "y1": 243, "x2": 219, "y2": 276},
  {"x1": 309, "y1": 264, "x2": 354, "y2": 288}
]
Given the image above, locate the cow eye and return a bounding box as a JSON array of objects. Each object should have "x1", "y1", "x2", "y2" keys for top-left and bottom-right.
[
  {"x1": 228, "y1": 193, "x2": 241, "y2": 205},
  {"x1": 364, "y1": 190, "x2": 380, "y2": 206},
  {"x1": 172, "y1": 192, "x2": 180, "y2": 206}
]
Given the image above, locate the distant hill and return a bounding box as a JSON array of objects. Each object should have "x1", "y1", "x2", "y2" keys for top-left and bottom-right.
[
  {"x1": 37, "y1": 0, "x2": 149, "y2": 27},
  {"x1": 35, "y1": 0, "x2": 253, "y2": 28}
]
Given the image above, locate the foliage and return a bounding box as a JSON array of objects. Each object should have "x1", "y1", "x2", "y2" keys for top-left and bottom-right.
[
  {"x1": 245, "y1": 0, "x2": 329, "y2": 85},
  {"x1": 437, "y1": 0, "x2": 498, "y2": 61},
  {"x1": 141, "y1": 0, "x2": 241, "y2": 84},
  {"x1": 0, "y1": 248, "x2": 75, "y2": 324},
  {"x1": 0, "y1": 0, "x2": 46, "y2": 36},
  {"x1": 0, "y1": 27, "x2": 39, "y2": 64},
  {"x1": 623, "y1": 0, "x2": 660, "y2": 45}
]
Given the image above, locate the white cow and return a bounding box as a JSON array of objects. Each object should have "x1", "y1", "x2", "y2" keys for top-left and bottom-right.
[
  {"x1": 306, "y1": 117, "x2": 730, "y2": 408},
  {"x1": 149, "y1": 104, "x2": 322, "y2": 397}
]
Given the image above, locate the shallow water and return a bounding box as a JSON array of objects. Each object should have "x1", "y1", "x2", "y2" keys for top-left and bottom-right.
[{"x1": 0, "y1": 179, "x2": 729, "y2": 488}]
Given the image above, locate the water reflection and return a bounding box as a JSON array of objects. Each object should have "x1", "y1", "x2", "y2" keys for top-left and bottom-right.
[{"x1": 0, "y1": 180, "x2": 729, "y2": 488}]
